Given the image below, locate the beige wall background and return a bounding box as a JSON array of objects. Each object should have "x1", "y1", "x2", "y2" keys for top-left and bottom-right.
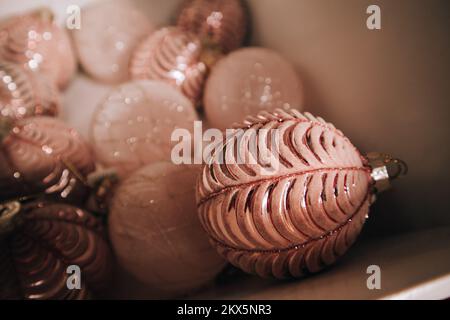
[{"x1": 1, "y1": 0, "x2": 449, "y2": 236}]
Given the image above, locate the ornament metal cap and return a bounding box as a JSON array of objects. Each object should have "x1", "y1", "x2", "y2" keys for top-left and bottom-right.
[{"x1": 367, "y1": 152, "x2": 408, "y2": 193}]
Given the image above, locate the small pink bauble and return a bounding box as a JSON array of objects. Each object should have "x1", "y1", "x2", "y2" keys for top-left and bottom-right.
[
  {"x1": 130, "y1": 27, "x2": 207, "y2": 107},
  {"x1": 176, "y1": 0, "x2": 248, "y2": 53},
  {"x1": 71, "y1": 1, "x2": 154, "y2": 83},
  {"x1": 90, "y1": 80, "x2": 198, "y2": 177},
  {"x1": 197, "y1": 108, "x2": 372, "y2": 279},
  {"x1": 0, "y1": 61, "x2": 59, "y2": 120},
  {"x1": 109, "y1": 162, "x2": 225, "y2": 296},
  {"x1": 0, "y1": 9, "x2": 76, "y2": 89},
  {"x1": 204, "y1": 47, "x2": 304, "y2": 129},
  {"x1": 0, "y1": 117, "x2": 95, "y2": 202}
]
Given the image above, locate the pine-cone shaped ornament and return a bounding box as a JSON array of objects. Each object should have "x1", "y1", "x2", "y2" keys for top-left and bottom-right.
[
  {"x1": 130, "y1": 27, "x2": 208, "y2": 107},
  {"x1": 196, "y1": 108, "x2": 407, "y2": 278},
  {"x1": 0, "y1": 201, "x2": 113, "y2": 299},
  {"x1": 0, "y1": 8, "x2": 76, "y2": 89},
  {"x1": 0, "y1": 61, "x2": 60, "y2": 120},
  {"x1": 0, "y1": 117, "x2": 95, "y2": 203},
  {"x1": 176, "y1": 0, "x2": 248, "y2": 53}
]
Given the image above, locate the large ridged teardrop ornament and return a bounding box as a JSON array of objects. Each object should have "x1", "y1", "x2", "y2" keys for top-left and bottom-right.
[
  {"x1": 197, "y1": 108, "x2": 405, "y2": 278},
  {"x1": 0, "y1": 117, "x2": 95, "y2": 202},
  {"x1": 0, "y1": 201, "x2": 112, "y2": 299}
]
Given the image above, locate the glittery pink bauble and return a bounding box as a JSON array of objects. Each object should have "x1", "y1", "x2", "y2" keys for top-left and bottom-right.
[
  {"x1": 0, "y1": 9, "x2": 76, "y2": 89},
  {"x1": 0, "y1": 61, "x2": 59, "y2": 120},
  {"x1": 204, "y1": 47, "x2": 304, "y2": 130},
  {"x1": 197, "y1": 108, "x2": 372, "y2": 278},
  {"x1": 176, "y1": 0, "x2": 248, "y2": 53},
  {"x1": 0, "y1": 201, "x2": 113, "y2": 300},
  {"x1": 90, "y1": 80, "x2": 198, "y2": 177},
  {"x1": 130, "y1": 27, "x2": 207, "y2": 107},
  {"x1": 109, "y1": 162, "x2": 225, "y2": 296},
  {"x1": 71, "y1": 1, "x2": 154, "y2": 83},
  {"x1": 0, "y1": 117, "x2": 95, "y2": 202}
]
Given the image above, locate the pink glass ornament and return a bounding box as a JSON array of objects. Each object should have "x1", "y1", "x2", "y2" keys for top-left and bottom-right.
[
  {"x1": 109, "y1": 162, "x2": 225, "y2": 296},
  {"x1": 176, "y1": 0, "x2": 248, "y2": 53},
  {"x1": 71, "y1": 1, "x2": 154, "y2": 83},
  {"x1": 204, "y1": 47, "x2": 304, "y2": 130},
  {"x1": 0, "y1": 9, "x2": 76, "y2": 89},
  {"x1": 90, "y1": 80, "x2": 198, "y2": 177},
  {"x1": 0, "y1": 61, "x2": 59, "y2": 120},
  {"x1": 130, "y1": 27, "x2": 207, "y2": 107},
  {"x1": 0, "y1": 201, "x2": 112, "y2": 299},
  {"x1": 197, "y1": 108, "x2": 406, "y2": 279},
  {"x1": 0, "y1": 117, "x2": 95, "y2": 202}
]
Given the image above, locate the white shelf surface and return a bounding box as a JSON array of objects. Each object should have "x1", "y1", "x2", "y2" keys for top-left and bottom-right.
[{"x1": 193, "y1": 226, "x2": 450, "y2": 300}]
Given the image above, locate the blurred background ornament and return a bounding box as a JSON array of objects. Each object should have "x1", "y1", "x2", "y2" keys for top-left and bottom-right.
[
  {"x1": 71, "y1": 0, "x2": 154, "y2": 84},
  {"x1": 197, "y1": 108, "x2": 406, "y2": 278},
  {"x1": 130, "y1": 27, "x2": 208, "y2": 107},
  {"x1": 0, "y1": 61, "x2": 59, "y2": 120},
  {"x1": 0, "y1": 116, "x2": 95, "y2": 203},
  {"x1": 203, "y1": 47, "x2": 304, "y2": 130},
  {"x1": 176, "y1": 0, "x2": 248, "y2": 53},
  {"x1": 0, "y1": 8, "x2": 76, "y2": 89},
  {"x1": 109, "y1": 162, "x2": 225, "y2": 296},
  {"x1": 90, "y1": 80, "x2": 198, "y2": 178},
  {"x1": 0, "y1": 201, "x2": 112, "y2": 299}
]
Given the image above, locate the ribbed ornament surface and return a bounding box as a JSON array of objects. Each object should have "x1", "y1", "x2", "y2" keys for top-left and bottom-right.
[
  {"x1": 0, "y1": 11, "x2": 76, "y2": 89},
  {"x1": 0, "y1": 117, "x2": 95, "y2": 202},
  {"x1": 176, "y1": 0, "x2": 247, "y2": 53},
  {"x1": 0, "y1": 202, "x2": 112, "y2": 299},
  {"x1": 130, "y1": 27, "x2": 207, "y2": 106},
  {"x1": 197, "y1": 108, "x2": 372, "y2": 278},
  {"x1": 0, "y1": 61, "x2": 59, "y2": 120}
]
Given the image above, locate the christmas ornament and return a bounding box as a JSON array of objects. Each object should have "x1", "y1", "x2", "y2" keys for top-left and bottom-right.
[
  {"x1": 0, "y1": 61, "x2": 59, "y2": 120},
  {"x1": 71, "y1": 1, "x2": 154, "y2": 83},
  {"x1": 109, "y1": 162, "x2": 225, "y2": 296},
  {"x1": 204, "y1": 47, "x2": 304, "y2": 130},
  {"x1": 196, "y1": 108, "x2": 407, "y2": 278},
  {"x1": 130, "y1": 27, "x2": 208, "y2": 107},
  {"x1": 176, "y1": 0, "x2": 248, "y2": 53},
  {"x1": 0, "y1": 201, "x2": 112, "y2": 299},
  {"x1": 90, "y1": 80, "x2": 198, "y2": 177},
  {"x1": 0, "y1": 116, "x2": 95, "y2": 202},
  {"x1": 0, "y1": 8, "x2": 76, "y2": 89}
]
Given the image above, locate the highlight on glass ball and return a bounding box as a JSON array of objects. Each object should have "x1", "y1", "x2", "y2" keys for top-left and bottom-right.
[
  {"x1": 10, "y1": 0, "x2": 450, "y2": 303},
  {"x1": 0, "y1": 8, "x2": 76, "y2": 89}
]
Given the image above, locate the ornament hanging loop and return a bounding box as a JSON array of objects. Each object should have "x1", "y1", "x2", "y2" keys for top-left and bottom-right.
[{"x1": 367, "y1": 152, "x2": 408, "y2": 193}]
